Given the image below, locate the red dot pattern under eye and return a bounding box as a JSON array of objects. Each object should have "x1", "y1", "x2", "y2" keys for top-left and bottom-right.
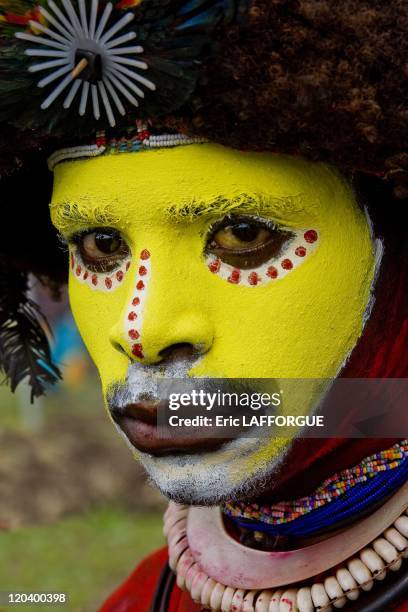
[
  {"x1": 71, "y1": 249, "x2": 131, "y2": 291},
  {"x1": 206, "y1": 228, "x2": 318, "y2": 286}
]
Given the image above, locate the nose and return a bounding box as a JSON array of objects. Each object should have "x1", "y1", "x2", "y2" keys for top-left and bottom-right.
[{"x1": 109, "y1": 249, "x2": 214, "y2": 365}]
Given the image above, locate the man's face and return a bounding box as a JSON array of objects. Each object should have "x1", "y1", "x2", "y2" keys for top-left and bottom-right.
[{"x1": 50, "y1": 144, "x2": 375, "y2": 503}]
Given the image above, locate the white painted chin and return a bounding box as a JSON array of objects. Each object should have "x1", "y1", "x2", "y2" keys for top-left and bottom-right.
[{"x1": 132, "y1": 436, "x2": 292, "y2": 506}]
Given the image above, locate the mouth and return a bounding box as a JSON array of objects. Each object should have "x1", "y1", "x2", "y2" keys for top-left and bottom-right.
[{"x1": 110, "y1": 400, "x2": 232, "y2": 455}]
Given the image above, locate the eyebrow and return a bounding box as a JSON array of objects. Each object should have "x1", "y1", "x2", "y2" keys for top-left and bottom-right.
[
  {"x1": 166, "y1": 192, "x2": 313, "y2": 225},
  {"x1": 50, "y1": 199, "x2": 122, "y2": 235}
]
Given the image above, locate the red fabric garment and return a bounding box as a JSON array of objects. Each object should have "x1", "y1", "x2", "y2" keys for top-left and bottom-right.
[{"x1": 100, "y1": 547, "x2": 199, "y2": 612}]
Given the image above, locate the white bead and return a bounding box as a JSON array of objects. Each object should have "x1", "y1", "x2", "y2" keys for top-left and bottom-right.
[
  {"x1": 279, "y1": 589, "x2": 298, "y2": 612},
  {"x1": 200, "y1": 578, "x2": 217, "y2": 607},
  {"x1": 268, "y1": 589, "x2": 284, "y2": 612},
  {"x1": 210, "y1": 582, "x2": 225, "y2": 611},
  {"x1": 373, "y1": 537, "x2": 399, "y2": 570},
  {"x1": 231, "y1": 589, "x2": 246, "y2": 611},
  {"x1": 311, "y1": 583, "x2": 331, "y2": 610},
  {"x1": 324, "y1": 576, "x2": 347, "y2": 608},
  {"x1": 359, "y1": 547, "x2": 386, "y2": 580},
  {"x1": 384, "y1": 527, "x2": 408, "y2": 557},
  {"x1": 394, "y1": 515, "x2": 408, "y2": 538},
  {"x1": 190, "y1": 570, "x2": 208, "y2": 603},
  {"x1": 255, "y1": 590, "x2": 274, "y2": 612},
  {"x1": 220, "y1": 587, "x2": 235, "y2": 612},
  {"x1": 296, "y1": 587, "x2": 313, "y2": 612},
  {"x1": 336, "y1": 568, "x2": 359, "y2": 601},
  {"x1": 243, "y1": 590, "x2": 258, "y2": 612},
  {"x1": 347, "y1": 558, "x2": 373, "y2": 591}
]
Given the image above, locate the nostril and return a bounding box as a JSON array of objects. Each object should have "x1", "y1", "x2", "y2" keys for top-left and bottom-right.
[
  {"x1": 112, "y1": 341, "x2": 127, "y2": 356},
  {"x1": 158, "y1": 342, "x2": 198, "y2": 364}
]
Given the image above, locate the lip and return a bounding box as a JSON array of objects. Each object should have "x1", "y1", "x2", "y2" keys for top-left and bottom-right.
[{"x1": 110, "y1": 400, "x2": 231, "y2": 455}]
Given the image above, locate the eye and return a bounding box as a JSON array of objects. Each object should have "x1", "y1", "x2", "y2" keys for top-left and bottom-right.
[
  {"x1": 72, "y1": 227, "x2": 130, "y2": 272},
  {"x1": 206, "y1": 216, "x2": 294, "y2": 269}
]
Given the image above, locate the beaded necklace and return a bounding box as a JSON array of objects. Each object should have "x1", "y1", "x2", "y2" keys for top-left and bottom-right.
[{"x1": 223, "y1": 440, "x2": 408, "y2": 537}]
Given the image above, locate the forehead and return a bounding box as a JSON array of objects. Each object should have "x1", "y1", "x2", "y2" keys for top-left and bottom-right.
[{"x1": 50, "y1": 143, "x2": 355, "y2": 227}]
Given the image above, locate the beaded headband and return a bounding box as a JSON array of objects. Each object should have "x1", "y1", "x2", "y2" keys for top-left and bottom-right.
[{"x1": 47, "y1": 122, "x2": 207, "y2": 170}]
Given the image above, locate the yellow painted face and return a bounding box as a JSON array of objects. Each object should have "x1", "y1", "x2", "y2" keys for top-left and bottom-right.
[{"x1": 50, "y1": 144, "x2": 376, "y2": 503}]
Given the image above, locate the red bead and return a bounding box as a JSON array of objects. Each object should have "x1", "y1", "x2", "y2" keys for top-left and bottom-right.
[
  {"x1": 304, "y1": 229, "x2": 318, "y2": 243},
  {"x1": 105, "y1": 277, "x2": 112, "y2": 289},
  {"x1": 267, "y1": 266, "x2": 278, "y2": 279},
  {"x1": 128, "y1": 329, "x2": 140, "y2": 340},
  {"x1": 228, "y1": 269, "x2": 241, "y2": 284},
  {"x1": 248, "y1": 271, "x2": 260, "y2": 285},
  {"x1": 132, "y1": 297, "x2": 140, "y2": 306},
  {"x1": 92, "y1": 274, "x2": 98, "y2": 286},
  {"x1": 128, "y1": 312, "x2": 137, "y2": 321},
  {"x1": 208, "y1": 259, "x2": 221, "y2": 273},
  {"x1": 140, "y1": 249, "x2": 150, "y2": 260},
  {"x1": 132, "y1": 344, "x2": 144, "y2": 359},
  {"x1": 138, "y1": 265, "x2": 147, "y2": 276},
  {"x1": 281, "y1": 259, "x2": 293, "y2": 270},
  {"x1": 295, "y1": 246, "x2": 307, "y2": 257},
  {"x1": 75, "y1": 265, "x2": 81, "y2": 276},
  {"x1": 116, "y1": 270, "x2": 124, "y2": 282},
  {"x1": 136, "y1": 280, "x2": 145, "y2": 290}
]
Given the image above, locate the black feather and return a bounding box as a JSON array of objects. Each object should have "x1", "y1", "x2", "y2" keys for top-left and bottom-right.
[{"x1": 0, "y1": 262, "x2": 61, "y2": 401}]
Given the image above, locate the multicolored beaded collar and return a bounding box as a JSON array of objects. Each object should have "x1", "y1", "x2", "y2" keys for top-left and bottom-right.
[
  {"x1": 222, "y1": 440, "x2": 408, "y2": 537},
  {"x1": 47, "y1": 122, "x2": 206, "y2": 169}
]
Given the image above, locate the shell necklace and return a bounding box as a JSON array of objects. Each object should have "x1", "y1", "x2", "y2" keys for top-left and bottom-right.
[{"x1": 164, "y1": 482, "x2": 408, "y2": 611}]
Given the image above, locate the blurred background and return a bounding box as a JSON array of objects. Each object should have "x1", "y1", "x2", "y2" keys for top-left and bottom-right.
[{"x1": 0, "y1": 281, "x2": 166, "y2": 611}]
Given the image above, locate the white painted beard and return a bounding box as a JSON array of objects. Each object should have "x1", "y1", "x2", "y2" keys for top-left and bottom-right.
[{"x1": 131, "y1": 435, "x2": 292, "y2": 505}]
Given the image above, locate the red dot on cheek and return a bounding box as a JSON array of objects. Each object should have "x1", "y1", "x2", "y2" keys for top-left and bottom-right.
[
  {"x1": 304, "y1": 229, "x2": 318, "y2": 243},
  {"x1": 105, "y1": 277, "x2": 112, "y2": 289},
  {"x1": 248, "y1": 271, "x2": 260, "y2": 285},
  {"x1": 128, "y1": 311, "x2": 137, "y2": 321},
  {"x1": 132, "y1": 344, "x2": 144, "y2": 359},
  {"x1": 92, "y1": 274, "x2": 98, "y2": 286},
  {"x1": 208, "y1": 258, "x2": 221, "y2": 273},
  {"x1": 295, "y1": 246, "x2": 307, "y2": 257},
  {"x1": 83, "y1": 271, "x2": 89, "y2": 280},
  {"x1": 228, "y1": 269, "x2": 241, "y2": 284},
  {"x1": 116, "y1": 270, "x2": 124, "y2": 282},
  {"x1": 132, "y1": 297, "x2": 140, "y2": 306},
  {"x1": 281, "y1": 259, "x2": 293, "y2": 270},
  {"x1": 128, "y1": 329, "x2": 140, "y2": 340},
  {"x1": 136, "y1": 280, "x2": 145, "y2": 290},
  {"x1": 138, "y1": 265, "x2": 147, "y2": 276},
  {"x1": 267, "y1": 266, "x2": 278, "y2": 279},
  {"x1": 140, "y1": 249, "x2": 150, "y2": 260}
]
